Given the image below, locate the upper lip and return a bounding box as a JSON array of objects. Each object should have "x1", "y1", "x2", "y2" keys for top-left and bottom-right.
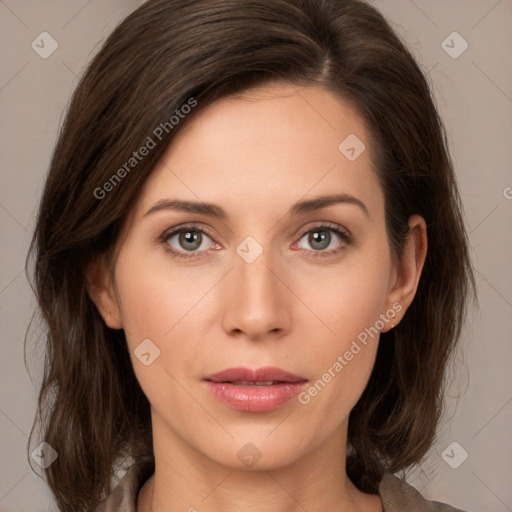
[{"x1": 204, "y1": 366, "x2": 307, "y2": 383}]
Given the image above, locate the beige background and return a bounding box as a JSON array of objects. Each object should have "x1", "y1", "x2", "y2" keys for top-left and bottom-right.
[{"x1": 1, "y1": 1, "x2": 511, "y2": 510}]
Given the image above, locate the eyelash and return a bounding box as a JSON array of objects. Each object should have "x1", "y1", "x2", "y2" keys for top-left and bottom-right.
[{"x1": 159, "y1": 222, "x2": 353, "y2": 261}]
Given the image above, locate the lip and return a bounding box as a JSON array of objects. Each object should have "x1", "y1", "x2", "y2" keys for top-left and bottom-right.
[{"x1": 203, "y1": 366, "x2": 307, "y2": 412}]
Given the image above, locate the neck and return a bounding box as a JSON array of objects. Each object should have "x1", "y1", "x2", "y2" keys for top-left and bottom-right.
[{"x1": 137, "y1": 413, "x2": 382, "y2": 512}]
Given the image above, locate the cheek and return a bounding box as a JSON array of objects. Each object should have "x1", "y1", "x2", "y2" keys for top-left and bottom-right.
[
  {"x1": 116, "y1": 271, "x2": 197, "y2": 418},
  {"x1": 114, "y1": 241, "x2": 213, "y2": 341},
  {"x1": 112, "y1": 247, "x2": 214, "y2": 399},
  {"x1": 294, "y1": 244, "x2": 391, "y2": 416},
  {"x1": 296, "y1": 241, "x2": 391, "y2": 343}
]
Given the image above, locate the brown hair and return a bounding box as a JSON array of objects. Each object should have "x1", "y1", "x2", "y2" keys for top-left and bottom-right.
[{"x1": 26, "y1": 0, "x2": 475, "y2": 509}]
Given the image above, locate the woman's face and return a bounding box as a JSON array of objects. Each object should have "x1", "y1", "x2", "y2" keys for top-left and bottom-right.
[{"x1": 92, "y1": 83, "x2": 421, "y2": 471}]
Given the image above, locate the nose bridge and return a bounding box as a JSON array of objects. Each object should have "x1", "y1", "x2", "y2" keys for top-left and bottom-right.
[
  {"x1": 239, "y1": 248, "x2": 273, "y2": 293},
  {"x1": 235, "y1": 240, "x2": 279, "y2": 310},
  {"x1": 222, "y1": 237, "x2": 289, "y2": 338}
]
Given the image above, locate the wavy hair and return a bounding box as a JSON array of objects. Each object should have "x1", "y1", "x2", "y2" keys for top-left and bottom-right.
[{"x1": 26, "y1": 0, "x2": 475, "y2": 509}]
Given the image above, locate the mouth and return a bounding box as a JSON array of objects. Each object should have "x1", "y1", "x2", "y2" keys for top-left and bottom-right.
[{"x1": 202, "y1": 367, "x2": 307, "y2": 412}]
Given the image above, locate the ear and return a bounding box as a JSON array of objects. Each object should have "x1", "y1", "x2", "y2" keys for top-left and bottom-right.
[
  {"x1": 83, "y1": 255, "x2": 123, "y2": 329},
  {"x1": 382, "y1": 214, "x2": 427, "y2": 331}
]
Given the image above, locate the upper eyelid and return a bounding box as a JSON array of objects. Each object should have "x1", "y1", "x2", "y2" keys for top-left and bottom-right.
[
  {"x1": 297, "y1": 221, "x2": 351, "y2": 237},
  {"x1": 162, "y1": 223, "x2": 215, "y2": 241}
]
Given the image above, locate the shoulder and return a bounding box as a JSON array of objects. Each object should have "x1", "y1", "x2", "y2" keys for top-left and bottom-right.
[
  {"x1": 378, "y1": 473, "x2": 467, "y2": 512},
  {"x1": 93, "y1": 456, "x2": 154, "y2": 512}
]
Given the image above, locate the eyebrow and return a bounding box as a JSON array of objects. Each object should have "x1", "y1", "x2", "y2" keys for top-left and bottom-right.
[{"x1": 144, "y1": 193, "x2": 369, "y2": 219}]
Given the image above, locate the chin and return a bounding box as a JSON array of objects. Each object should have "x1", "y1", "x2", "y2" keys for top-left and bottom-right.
[{"x1": 194, "y1": 430, "x2": 317, "y2": 472}]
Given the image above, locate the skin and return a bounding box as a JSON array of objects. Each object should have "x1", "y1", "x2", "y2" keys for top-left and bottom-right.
[{"x1": 86, "y1": 83, "x2": 427, "y2": 512}]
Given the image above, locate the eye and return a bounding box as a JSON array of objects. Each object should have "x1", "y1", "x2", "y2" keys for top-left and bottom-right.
[
  {"x1": 160, "y1": 222, "x2": 352, "y2": 261},
  {"x1": 160, "y1": 225, "x2": 217, "y2": 260},
  {"x1": 294, "y1": 223, "x2": 352, "y2": 257}
]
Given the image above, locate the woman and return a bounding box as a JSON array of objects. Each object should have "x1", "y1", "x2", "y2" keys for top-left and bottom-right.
[{"x1": 27, "y1": 0, "x2": 475, "y2": 510}]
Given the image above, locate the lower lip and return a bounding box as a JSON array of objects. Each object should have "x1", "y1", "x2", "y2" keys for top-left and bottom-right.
[{"x1": 203, "y1": 381, "x2": 307, "y2": 412}]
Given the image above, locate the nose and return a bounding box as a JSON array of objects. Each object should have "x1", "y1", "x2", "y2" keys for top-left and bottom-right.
[{"x1": 221, "y1": 246, "x2": 292, "y2": 342}]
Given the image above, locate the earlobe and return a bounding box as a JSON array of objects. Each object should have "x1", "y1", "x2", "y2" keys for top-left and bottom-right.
[
  {"x1": 383, "y1": 215, "x2": 427, "y2": 330},
  {"x1": 83, "y1": 256, "x2": 123, "y2": 329}
]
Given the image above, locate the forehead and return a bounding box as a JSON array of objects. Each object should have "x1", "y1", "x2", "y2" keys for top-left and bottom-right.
[{"x1": 135, "y1": 83, "x2": 383, "y2": 222}]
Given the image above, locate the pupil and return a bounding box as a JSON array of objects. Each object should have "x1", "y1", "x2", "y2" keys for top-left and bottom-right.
[{"x1": 310, "y1": 230, "x2": 330, "y2": 250}]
